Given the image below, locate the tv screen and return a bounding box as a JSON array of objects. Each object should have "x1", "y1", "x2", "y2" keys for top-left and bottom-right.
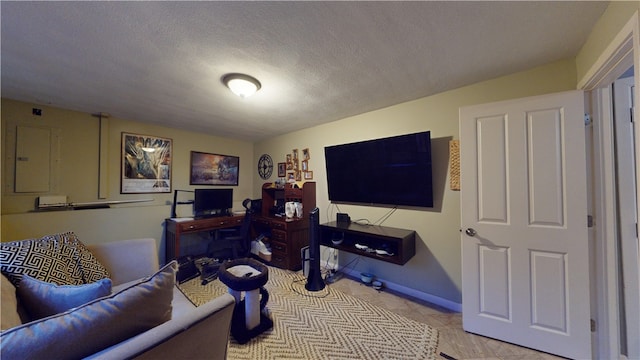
[
  {"x1": 194, "y1": 188, "x2": 233, "y2": 217},
  {"x1": 324, "y1": 131, "x2": 433, "y2": 208}
]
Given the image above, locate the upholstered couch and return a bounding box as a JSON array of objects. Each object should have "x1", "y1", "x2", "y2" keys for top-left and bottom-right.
[{"x1": 1, "y1": 233, "x2": 235, "y2": 360}]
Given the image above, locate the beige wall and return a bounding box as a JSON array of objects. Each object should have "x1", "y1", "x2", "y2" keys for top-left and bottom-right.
[
  {"x1": 254, "y1": 59, "x2": 577, "y2": 304},
  {"x1": 251, "y1": 1, "x2": 640, "y2": 306},
  {"x1": 1, "y1": 99, "x2": 255, "y2": 249},
  {"x1": 2, "y1": 1, "x2": 635, "y2": 305},
  {"x1": 576, "y1": 1, "x2": 639, "y2": 83}
]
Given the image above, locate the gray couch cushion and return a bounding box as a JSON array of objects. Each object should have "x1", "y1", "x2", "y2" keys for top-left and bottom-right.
[
  {"x1": 17, "y1": 275, "x2": 112, "y2": 321},
  {"x1": 0, "y1": 261, "x2": 177, "y2": 360},
  {"x1": 1, "y1": 274, "x2": 22, "y2": 330}
]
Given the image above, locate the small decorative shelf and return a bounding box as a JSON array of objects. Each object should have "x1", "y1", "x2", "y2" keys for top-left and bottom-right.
[{"x1": 319, "y1": 221, "x2": 416, "y2": 265}]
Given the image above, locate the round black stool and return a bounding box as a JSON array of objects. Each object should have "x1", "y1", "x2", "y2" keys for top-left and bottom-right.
[{"x1": 218, "y1": 258, "x2": 273, "y2": 344}]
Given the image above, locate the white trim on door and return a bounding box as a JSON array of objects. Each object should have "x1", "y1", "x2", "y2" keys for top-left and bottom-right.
[{"x1": 579, "y1": 10, "x2": 640, "y2": 360}]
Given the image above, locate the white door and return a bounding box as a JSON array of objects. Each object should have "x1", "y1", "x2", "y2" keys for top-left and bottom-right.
[{"x1": 460, "y1": 90, "x2": 591, "y2": 359}]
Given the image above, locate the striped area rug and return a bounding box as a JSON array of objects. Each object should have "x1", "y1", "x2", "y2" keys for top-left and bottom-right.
[{"x1": 178, "y1": 266, "x2": 439, "y2": 360}]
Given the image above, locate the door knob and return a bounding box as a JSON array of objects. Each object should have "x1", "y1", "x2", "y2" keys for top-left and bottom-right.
[{"x1": 464, "y1": 228, "x2": 477, "y2": 237}]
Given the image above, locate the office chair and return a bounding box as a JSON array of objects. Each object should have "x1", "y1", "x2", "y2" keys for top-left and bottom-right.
[{"x1": 208, "y1": 198, "x2": 253, "y2": 259}]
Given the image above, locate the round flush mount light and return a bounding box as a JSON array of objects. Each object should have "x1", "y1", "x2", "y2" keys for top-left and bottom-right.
[{"x1": 222, "y1": 73, "x2": 261, "y2": 98}]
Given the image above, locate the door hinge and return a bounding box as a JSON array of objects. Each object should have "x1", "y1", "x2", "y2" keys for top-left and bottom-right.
[
  {"x1": 591, "y1": 319, "x2": 596, "y2": 332},
  {"x1": 587, "y1": 215, "x2": 594, "y2": 228},
  {"x1": 584, "y1": 113, "x2": 592, "y2": 126}
]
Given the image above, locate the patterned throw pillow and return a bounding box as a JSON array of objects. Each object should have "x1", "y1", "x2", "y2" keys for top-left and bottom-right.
[
  {"x1": 0, "y1": 232, "x2": 110, "y2": 286},
  {"x1": 43, "y1": 232, "x2": 111, "y2": 283},
  {"x1": 0, "y1": 236, "x2": 85, "y2": 286}
]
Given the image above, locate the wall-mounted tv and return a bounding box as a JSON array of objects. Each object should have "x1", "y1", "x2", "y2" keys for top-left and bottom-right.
[
  {"x1": 324, "y1": 131, "x2": 433, "y2": 208},
  {"x1": 193, "y1": 188, "x2": 233, "y2": 218}
]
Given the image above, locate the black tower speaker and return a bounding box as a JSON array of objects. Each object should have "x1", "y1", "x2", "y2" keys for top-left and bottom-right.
[{"x1": 305, "y1": 207, "x2": 325, "y2": 291}]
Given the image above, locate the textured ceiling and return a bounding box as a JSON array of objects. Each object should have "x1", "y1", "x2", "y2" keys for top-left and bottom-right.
[{"x1": 1, "y1": 1, "x2": 608, "y2": 142}]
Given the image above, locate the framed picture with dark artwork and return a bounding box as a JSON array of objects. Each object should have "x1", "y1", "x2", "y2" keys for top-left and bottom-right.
[
  {"x1": 121, "y1": 133, "x2": 172, "y2": 194},
  {"x1": 190, "y1": 151, "x2": 239, "y2": 186},
  {"x1": 278, "y1": 162, "x2": 286, "y2": 177}
]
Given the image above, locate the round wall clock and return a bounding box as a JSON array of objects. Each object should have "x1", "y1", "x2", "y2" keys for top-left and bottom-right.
[{"x1": 258, "y1": 154, "x2": 273, "y2": 179}]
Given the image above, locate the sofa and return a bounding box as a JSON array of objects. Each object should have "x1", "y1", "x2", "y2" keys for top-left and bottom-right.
[{"x1": 0, "y1": 233, "x2": 235, "y2": 360}]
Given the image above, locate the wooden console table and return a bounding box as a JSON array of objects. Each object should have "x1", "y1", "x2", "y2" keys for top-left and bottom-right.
[{"x1": 164, "y1": 215, "x2": 244, "y2": 263}]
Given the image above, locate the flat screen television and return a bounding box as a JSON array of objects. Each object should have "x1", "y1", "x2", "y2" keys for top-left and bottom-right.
[
  {"x1": 193, "y1": 188, "x2": 233, "y2": 218},
  {"x1": 324, "y1": 131, "x2": 433, "y2": 208}
]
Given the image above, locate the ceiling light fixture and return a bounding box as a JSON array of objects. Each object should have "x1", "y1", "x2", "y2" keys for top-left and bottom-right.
[{"x1": 222, "y1": 73, "x2": 261, "y2": 98}]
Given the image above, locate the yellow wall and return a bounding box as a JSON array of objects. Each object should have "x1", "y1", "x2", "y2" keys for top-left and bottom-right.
[
  {"x1": 1, "y1": 60, "x2": 576, "y2": 304},
  {"x1": 1, "y1": 99, "x2": 256, "y2": 249},
  {"x1": 576, "y1": 1, "x2": 639, "y2": 83},
  {"x1": 254, "y1": 59, "x2": 577, "y2": 304},
  {"x1": 2, "y1": 2, "x2": 636, "y2": 305}
]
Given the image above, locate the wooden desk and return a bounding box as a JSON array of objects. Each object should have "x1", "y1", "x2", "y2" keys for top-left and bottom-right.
[
  {"x1": 164, "y1": 215, "x2": 244, "y2": 263},
  {"x1": 251, "y1": 215, "x2": 309, "y2": 271}
]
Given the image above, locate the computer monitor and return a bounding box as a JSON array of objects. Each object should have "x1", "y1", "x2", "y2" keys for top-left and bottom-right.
[{"x1": 193, "y1": 189, "x2": 233, "y2": 218}]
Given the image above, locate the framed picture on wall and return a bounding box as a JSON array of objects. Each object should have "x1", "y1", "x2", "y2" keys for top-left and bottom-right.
[
  {"x1": 121, "y1": 132, "x2": 172, "y2": 193},
  {"x1": 278, "y1": 162, "x2": 286, "y2": 177},
  {"x1": 190, "y1": 151, "x2": 239, "y2": 186},
  {"x1": 304, "y1": 171, "x2": 313, "y2": 180}
]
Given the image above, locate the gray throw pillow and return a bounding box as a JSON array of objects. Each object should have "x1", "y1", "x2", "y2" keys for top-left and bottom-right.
[
  {"x1": 0, "y1": 261, "x2": 177, "y2": 360},
  {"x1": 17, "y1": 274, "x2": 112, "y2": 321}
]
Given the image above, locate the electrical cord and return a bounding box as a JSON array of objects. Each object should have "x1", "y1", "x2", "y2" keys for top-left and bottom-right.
[
  {"x1": 328, "y1": 255, "x2": 362, "y2": 283},
  {"x1": 327, "y1": 203, "x2": 398, "y2": 227},
  {"x1": 373, "y1": 206, "x2": 397, "y2": 226},
  {"x1": 326, "y1": 203, "x2": 343, "y2": 224},
  {"x1": 351, "y1": 218, "x2": 371, "y2": 226},
  {"x1": 290, "y1": 277, "x2": 331, "y2": 298},
  {"x1": 322, "y1": 247, "x2": 334, "y2": 272}
]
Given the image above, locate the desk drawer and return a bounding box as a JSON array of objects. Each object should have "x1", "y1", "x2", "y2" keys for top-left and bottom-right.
[
  {"x1": 270, "y1": 253, "x2": 289, "y2": 269},
  {"x1": 178, "y1": 217, "x2": 242, "y2": 232},
  {"x1": 178, "y1": 222, "x2": 208, "y2": 232},
  {"x1": 216, "y1": 218, "x2": 242, "y2": 227},
  {"x1": 253, "y1": 217, "x2": 271, "y2": 227},
  {"x1": 271, "y1": 240, "x2": 288, "y2": 254},
  {"x1": 270, "y1": 221, "x2": 286, "y2": 230},
  {"x1": 270, "y1": 229, "x2": 287, "y2": 243}
]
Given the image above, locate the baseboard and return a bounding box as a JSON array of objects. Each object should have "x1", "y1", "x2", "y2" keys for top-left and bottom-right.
[{"x1": 335, "y1": 264, "x2": 462, "y2": 313}]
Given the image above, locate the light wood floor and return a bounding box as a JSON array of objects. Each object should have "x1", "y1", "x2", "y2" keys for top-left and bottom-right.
[{"x1": 328, "y1": 274, "x2": 564, "y2": 360}]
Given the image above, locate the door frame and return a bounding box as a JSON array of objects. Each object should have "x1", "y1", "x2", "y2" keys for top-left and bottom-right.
[{"x1": 578, "y1": 11, "x2": 639, "y2": 359}]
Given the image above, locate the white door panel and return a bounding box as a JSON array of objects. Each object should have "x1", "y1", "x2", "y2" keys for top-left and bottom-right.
[{"x1": 460, "y1": 90, "x2": 591, "y2": 359}]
